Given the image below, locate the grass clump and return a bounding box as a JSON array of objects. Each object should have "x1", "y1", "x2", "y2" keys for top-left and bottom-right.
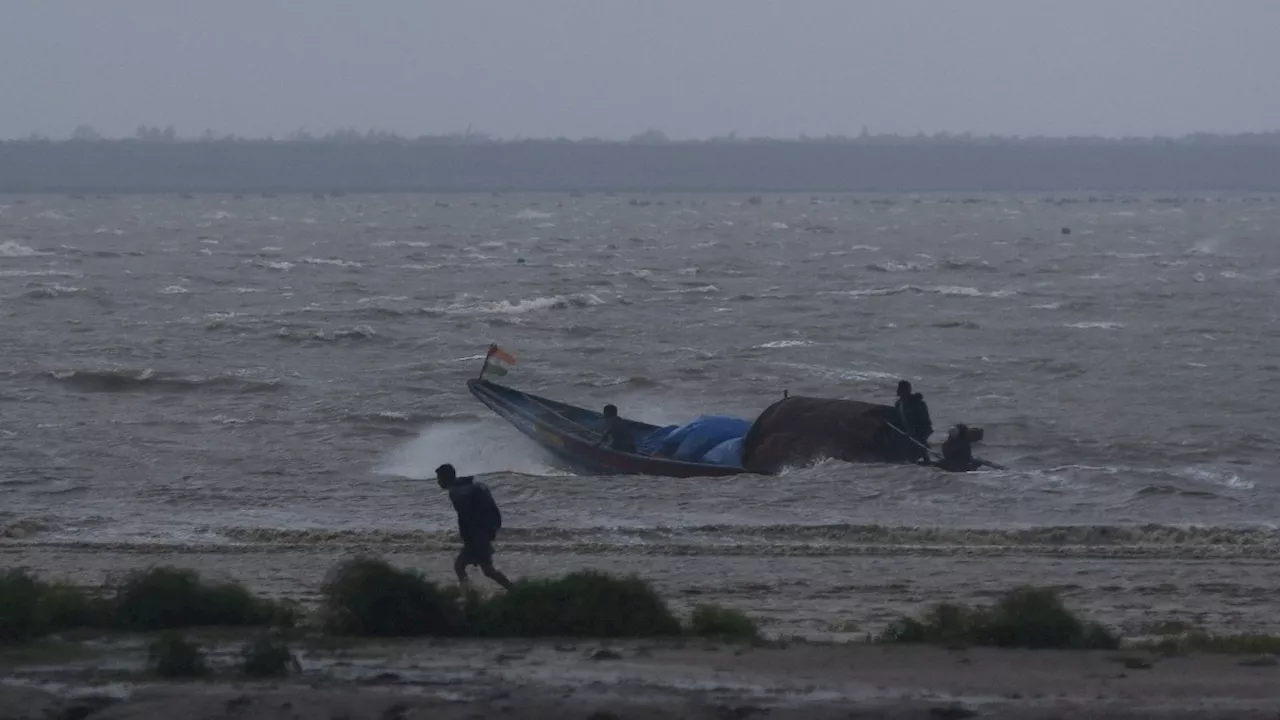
[
  {"x1": 320, "y1": 557, "x2": 462, "y2": 637},
  {"x1": 112, "y1": 567, "x2": 294, "y2": 631},
  {"x1": 147, "y1": 631, "x2": 208, "y2": 678},
  {"x1": 0, "y1": 570, "x2": 45, "y2": 643},
  {"x1": 689, "y1": 603, "x2": 760, "y2": 641},
  {"x1": 481, "y1": 571, "x2": 682, "y2": 638},
  {"x1": 239, "y1": 633, "x2": 299, "y2": 678},
  {"x1": 880, "y1": 586, "x2": 1120, "y2": 650},
  {"x1": 0, "y1": 570, "x2": 106, "y2": 643},
  {"x1": 1142, "y1": 632, "x2": 1280, "y2": 656}
]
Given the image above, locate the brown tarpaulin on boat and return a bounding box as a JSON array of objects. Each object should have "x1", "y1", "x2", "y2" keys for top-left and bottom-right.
[{"x1": 740, "y1": 395, "x2": 896, "y2": 473}]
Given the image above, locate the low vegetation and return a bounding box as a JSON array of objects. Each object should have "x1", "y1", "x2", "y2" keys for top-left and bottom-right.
[
  {"x1": 0, "y1": 570, "x2": 109, "y2": 643},
  {"x1": 22, "y1": 563, "x2": 1280, "y2": 655},
  {"x1": 322, "y1": 559, "x2": 682, "y2": 638},
  {"x1": 113, "y1": 567, "x2": 296, "y2": 631},
  {"x1": 239, "y1": 633, "x2": 299, "y2": 678},
  {"x1": 147, "y1": 632, "x2": 208, "y2": 678},
  {"x1": 689, "y1": 603, "x2": 761, "y2": 641},
  {"x1": 0, "y1": 567, "x2": 293, "y2": 645},
  {"x1": 1140, "y1": 631, "x2": 1280, "y2": 656},
  {"x1": 481, "y1": 571, "x2": 682, "y2": 638},
  {"x1": 321, "y1": 557, "x2": 464, "y2": 637},
  {"x1": 879, "y1": 586, "x2": 1120, "y2": 650}
]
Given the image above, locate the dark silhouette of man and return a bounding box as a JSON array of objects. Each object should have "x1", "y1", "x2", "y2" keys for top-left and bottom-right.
[{"x1": 436, "y1": 463, "x2": 512, "y2": 589}]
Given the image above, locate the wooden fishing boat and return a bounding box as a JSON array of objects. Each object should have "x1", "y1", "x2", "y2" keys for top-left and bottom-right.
[{"x1": 466, "y1": 378, "x2": 747, "y2": 478}]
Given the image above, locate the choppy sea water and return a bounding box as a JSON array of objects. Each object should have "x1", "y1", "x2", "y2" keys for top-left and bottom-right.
[{"x1": 2, "y1": 193, "x2": 1279, "y2": 623}]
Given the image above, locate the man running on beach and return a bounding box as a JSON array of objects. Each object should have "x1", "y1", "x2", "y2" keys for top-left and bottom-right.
[{"x1": 436, "y1": 463, "x2": 513, "y2": 589}]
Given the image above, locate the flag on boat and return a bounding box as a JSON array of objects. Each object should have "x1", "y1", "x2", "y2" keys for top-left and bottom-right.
[{"x1": 485, "y1": 344, "x2": 516, "y2": 376}]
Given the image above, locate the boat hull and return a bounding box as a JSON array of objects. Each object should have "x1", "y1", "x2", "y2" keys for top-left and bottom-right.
[{"x1": 467, "y1": 379, "x2": 748, "y2": 478}]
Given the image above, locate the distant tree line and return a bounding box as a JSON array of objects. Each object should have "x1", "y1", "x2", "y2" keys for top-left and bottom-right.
[
  {"x1": 3, "y1": 125, "x2": 1280, "y2": 193},
  {"x1": 22, "y1": 123, "x2": 1280, "y2": 147}
]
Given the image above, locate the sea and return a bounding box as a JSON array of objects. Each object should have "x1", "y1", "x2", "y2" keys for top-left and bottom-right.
[{"x1": 3, "y1": 192, "x2": 1279, "y2": 635}]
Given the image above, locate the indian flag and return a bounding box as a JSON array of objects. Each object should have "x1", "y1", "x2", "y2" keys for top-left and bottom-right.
[{"x1": 486, "y1": 344, "x2": 516, "y2": 376}]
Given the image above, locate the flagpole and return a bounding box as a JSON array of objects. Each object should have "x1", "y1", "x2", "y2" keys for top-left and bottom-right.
[{"x1": 478, "y1": 344, "x2": 494, "y2": 380}]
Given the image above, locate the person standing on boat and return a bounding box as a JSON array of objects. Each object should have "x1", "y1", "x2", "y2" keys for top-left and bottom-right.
[
  {"x1": 893, "y1": 380, "x2": 933, "y2": 462},
  {"x1": 597, "y1": 404, "x2": 638, "y2": 453},
  {"x1": 436, "y1": 464, "x2": 513, "y2": 590}
]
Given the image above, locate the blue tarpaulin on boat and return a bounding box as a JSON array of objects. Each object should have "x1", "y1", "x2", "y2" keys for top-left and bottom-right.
[
  {"x1": 637, "y1": 415, "x2": 751, "y2": 463},
  {"x1": 698, "y1": 437, "x2": 744, "y2": 467},
  {"x1": 660, "y1": 415, "x2": 752, "y2": 462},
  {"x1": 637, "y1": 425, "x2": 680, "y2": 455}
]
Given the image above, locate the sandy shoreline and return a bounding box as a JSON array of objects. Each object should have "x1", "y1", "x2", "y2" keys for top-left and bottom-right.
[{"x1": 5, "y1": 636, "x2": 1280, "y2": 719}]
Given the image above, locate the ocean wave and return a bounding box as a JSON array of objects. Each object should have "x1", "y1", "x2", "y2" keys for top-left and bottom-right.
[
  {"x1": 433, "y1": 294, "x2": 606, "y2": 316},
  {"x1": 757, "y1": 340, "x2": 813, "y2": 349},
  {"x1": 513, "y1": 209, "x2": 553, "y2": 220},
  {"x1": 0, "y1": 269, "x2": 82, "y2": 278},
  {"x1": 276, "y1": 324, "x2": 378, "y2": 342},
  {"x1": 1065, "y1": 321, "x2": 1125, "y2": 329},
  {"x1": 43, "y1": 369, "x2": 286, "y2": 394},
  {"x1": 22, "y1": 285, "x2": 85, "y2": 299},
  {"x1": 0, "y1": 240, "x2": 48, "y2": 257},
  {"x1": 821, "y1": 285, "x2": 1018, "y2": 299},
  {"x1": 301, "y1": 257, "x2": 363, "y2": 268},
  {"x1": 866, "y1": 261, "x2": 932, "y2": 273},
  {"x1": 191, "y1": 522, "x2": 1280, "y2": 556}
]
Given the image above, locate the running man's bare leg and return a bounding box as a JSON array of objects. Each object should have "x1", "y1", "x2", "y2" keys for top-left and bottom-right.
[
  {"x1": 453, "y1": 551, "x2": 471, "y2": 584},
  {"x1": 478, "y1": 561, "x2": 513, "y2": 589}
]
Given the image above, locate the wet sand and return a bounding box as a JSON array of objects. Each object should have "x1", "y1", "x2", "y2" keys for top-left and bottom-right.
[{"x1": 5, "y1": 637, "x2": 1280, "y2": 719}]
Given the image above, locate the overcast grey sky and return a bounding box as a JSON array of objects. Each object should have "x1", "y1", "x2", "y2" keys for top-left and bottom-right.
[{"x1": 2, "y1": 0, "x2": 1277, "y2": 140}]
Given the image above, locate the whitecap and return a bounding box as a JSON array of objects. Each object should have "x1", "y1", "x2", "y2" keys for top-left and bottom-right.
[
  {"x1": 24, "y1": 285, "x2": 83, "y2": 298},
  {"x1": 0, "y1": 269, "x2": 82, "y2": 278},
  {"x1": 867, "y1": 260, "x2": 931, "y2": 273},
  {"x1": 931, "y1": 285, "x2": 1018, "y2": 298},
  {"x1": 458, "y1": 294, "x2": 605, "y2": 315},
  {"x1": 757, "y1": 340, "x2": 813, "y2": 349},
  {"x1": 0, "y1": 240, "x2": 46, "y2": 257},
  {"x1": 1065, "y1": 321, "x2": 1125, "y2": 329},
  {"x1": 302, "y1": 257, "x2": 363, "y2": 268},
  {"x1": 264, "y1": 261, "x2": 294, "y2": 271},
  {"x1": 513, "y1": 209, "x2": 552, "y2": 220},
  {"x1": 161, "y1": 285, "x2": 190, "y2": 295}
]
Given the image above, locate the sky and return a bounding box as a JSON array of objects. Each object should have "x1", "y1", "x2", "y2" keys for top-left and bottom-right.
[{"x1": 2, "y1": 0, "x2": 1278, "y2": 140}]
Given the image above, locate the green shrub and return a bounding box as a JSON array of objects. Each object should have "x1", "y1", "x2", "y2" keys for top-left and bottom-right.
[
  {"x1": 147, "y1": 631, "x2": 208, "y2": 678},
  {"x1": 1143, "y1": 632, "x2": 1280, "y2": 656},
  {"x1": 689, "y1": 603, "x2": 760, "y2": 641},
  {"x1": 0, "y1": 570, "x2": 105, "y2": 642},
  {"x1": 239, "y1": 633, "x2": 297, "y2": 678},
  {"x1": 480, "y1": 571, "x2": 681, "y2": 638},
  {"x1": 879, "y1": 586, "x2": 1119, "y2": 650},
  {"x1": 320, "y1": 557, "x2": 461, "y2": 636},
  {"x1": 111, "y1": 567, "x2": 288, "y2": 630},
  {"x1": 37, "y1": 582, "x2": 108, "y2": 630},
  {"x1": 0, "y1": 570, "x2": 45, "y2": 643}
]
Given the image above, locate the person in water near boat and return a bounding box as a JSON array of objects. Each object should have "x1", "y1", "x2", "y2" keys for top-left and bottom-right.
[
  {"x1": 436, "y1": 463, "x2": 513, "y2": 590},
  {"x1": 597, "y1": 404, "x2": 638, "y2": 453},
  {"x1": 893, "y1": 380, "x2": 933, "y2": 462},
  {"x1": 937, "y1": 424, "x2": 981, "y2": 472}
]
